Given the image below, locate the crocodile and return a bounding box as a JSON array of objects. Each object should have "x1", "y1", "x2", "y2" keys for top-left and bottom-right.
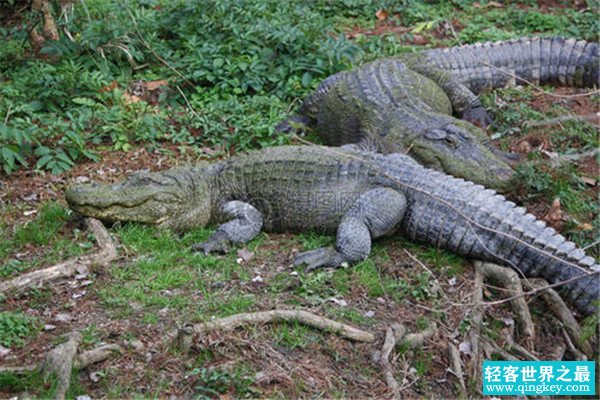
[
  {"x1": 65, "y1": 145, "x2": 599, "y2": 316},
  {"x1": 279, "y1": 37, "x2": 599, "y2": 190}
]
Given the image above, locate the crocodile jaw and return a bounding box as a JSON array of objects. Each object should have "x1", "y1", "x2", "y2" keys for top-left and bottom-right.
[{"x1": 65, "y1": 171, "x2": 212, "y2": 230}]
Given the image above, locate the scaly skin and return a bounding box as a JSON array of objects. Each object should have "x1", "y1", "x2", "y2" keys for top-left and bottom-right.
[
  {"x1": 65, "y1": 145, "x2": 599, "y2": 316},
  {"x1": 282, "y1": 37, "x2": 599, "y2": 190}
]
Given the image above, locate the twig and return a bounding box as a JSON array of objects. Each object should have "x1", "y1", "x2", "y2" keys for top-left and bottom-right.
[
  {"x1": 4, "y1": 105, "x2": 12, "y2": 125},
  {"x1": 165, "y1": 310, "x2": 375, "y2": 348},
  {"x1": 176, "y1": 85, "x2": 203, "y2": 121},
  {"x1": 545, "y1": 148, "x2": 599, "y2": 168},
  {"x1": 0, "y1": 218, "x2": 117, "y2": 295},
  {"x1": 524, "y1": 113, "x2": 599, "y2": 128},
  {"x1": 481, "y1": 61, "x2": 600, "y2": 98},
  {"x1": 378, "y1": 325, "x2": 403, "y2": 399},
  {"x1": 403, "y1": 249, "x2": 448, "y2": 299}
]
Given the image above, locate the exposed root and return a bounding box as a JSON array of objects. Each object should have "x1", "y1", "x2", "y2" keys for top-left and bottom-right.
[
  {"x1": 75, "y1": 344, "x2": 123, "y2": 369},
  {"x1": 373, "y1": 323, "x2": 437, "y2": 399},
  {"x1": 42, "y1": 332, "x2": 83, "y2": 400},
  {"x1": 468, "y1": 263, "x2": 485, "y2": 389},
  {"x1": 475, "y1": 262, "x2": 535, "y2": 343},
  {"x1": 561, "y1": 326, "x2": 587, "y2": 361},
  {"x1": 165, "y1": 310, "x2": 375, "y2": 351},
  {"x1": 522, "y1": 278, "x2": 593, "y2": 357},
  {"x1": 2, "y1": 333, "x2": 122, "y2": 400},
  {"x1": 0, "y1": 218, "x2": 117, "y2": 295},
  {"x1": 481, "y1": 338, "x2": 519, "y2": 361},
  {"x1": 448, "y1": 343, "x2": 467, "y2": 399}
]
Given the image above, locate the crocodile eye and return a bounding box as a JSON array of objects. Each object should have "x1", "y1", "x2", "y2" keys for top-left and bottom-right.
[{"x1": 424, "y1": 129, "x2": 447, "y2": 140}]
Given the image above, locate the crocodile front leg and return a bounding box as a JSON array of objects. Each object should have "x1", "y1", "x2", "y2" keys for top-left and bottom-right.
[
  {"x1": 293, "y1": 188, "x2": 407, "y2": 271},
  {"x1": 192, "y1": 201, "x2": 263, "y2": 254},
  {"x1": 405, "y1": 60, "x2": 492, "y2": 128}
]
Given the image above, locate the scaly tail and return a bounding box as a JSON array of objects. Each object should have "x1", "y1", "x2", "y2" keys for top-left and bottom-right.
[{"x1": 419, "y1": 37, "x2": 599, "y2": 93}]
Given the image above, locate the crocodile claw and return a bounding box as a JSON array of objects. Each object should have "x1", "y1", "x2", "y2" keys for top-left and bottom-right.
[
  {"x1": 292, "y1": 247, "x2": 346, "y2": 272},
  {"x1": 462, "y1": 105, "x2": 493, "y2": 129}
]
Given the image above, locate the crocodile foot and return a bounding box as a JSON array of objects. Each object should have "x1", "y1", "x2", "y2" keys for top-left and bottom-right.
[
  {"x1": 191, "y1": 231, "x2": 231, "y2": 255},
  {"x1": 461, "y1": 105, "x2": 492, "y2": 129},
  {"x1": 292, "y1": 247, "x2": 347, "y2": 272}
]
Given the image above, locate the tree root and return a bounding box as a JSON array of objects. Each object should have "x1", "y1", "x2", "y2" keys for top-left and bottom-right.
[
  {"x1": 42, "y1": 332, "x2": 83, "y2": 400},
  {"x1": 465, "y1": 261, "x2": 595, "y2": 398},
  {"x1": 0, "y1": 218, "x2": 117, "y2": 295},
  {"x1": 2, "y1": 332, "x2": 122, "y2": 400},
  {"x1": 165, "y1": 310, "x2": 375, "y2": 352},
  {"x1": 474, "y1": 261, "x2": 535, "y2": 344},
  {"x1": 448, "y1": 343, "x2": 467, "y2": 399},
  {"x1": 372, "y1": 322, "x2": 438, "y2": 399},
  {"x1": 522, "y1": 278, "x2": 593, "y2": 357}
]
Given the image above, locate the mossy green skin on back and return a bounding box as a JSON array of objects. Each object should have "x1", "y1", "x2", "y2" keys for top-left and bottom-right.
[
  {"x1": 65, "y1": 145, "x2": 599, "y2": 317},
  {"x1": 282, "y1": 37, "x2": 599, "y2": 191}
]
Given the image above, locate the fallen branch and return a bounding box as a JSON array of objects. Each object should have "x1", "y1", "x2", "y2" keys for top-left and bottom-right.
[
  {"x1": 545, "y1": 148, "x2": 599, "y2": 168},
  {"x1": 0, "y1": 218, "x2": 117, "y2": 295},
  {"x1": 166, "y1": 310, "x2": 375, "y2": 350},
  {"x1": 524, "y1": 113, "x2": 599, "y2": 128}
]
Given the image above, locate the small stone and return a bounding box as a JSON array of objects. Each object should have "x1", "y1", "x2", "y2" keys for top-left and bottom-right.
[
  {"x1": 290, "y1": 271, "x2": 299, "y2": 276},
  {"x1": 55, "y1": 313, "x2": 72, "y2": 323},
  {"x1": 252, "y1": 275, "x2": 263, "y2": 283},
  {"x1": 76, "y1": 395, "x2": 92, "y2": 400},
  {"x1": 74, "y1": 176, "x2": 90, "y2": 184},
  {"x1": 44, "y1": 324, "x2": 57, "y2": 331},
  {"x1": 255, "y1": 371, "x2": 265, "y2": 380},
  {"x1": 307, "y1": 377, "x2": 316, "y2": 387},
  {"x1": 129, "y1": 302, "x2": 143, "y2": 312},
  {"x1": 376, "y1": 297, "x2": 386, "y2": 304},
  {"x1": 364, "y1": 310, "x2": 375, "y2": 318},
  {"x1": 448, "y1": 277, "x2": 457, "y2": 286},
  {"x1": 0, "y1": 345, "x2": 11, "y2": 358},
  {"x1": 145, "y1": 352, "x2": 153, "y2": 363}
]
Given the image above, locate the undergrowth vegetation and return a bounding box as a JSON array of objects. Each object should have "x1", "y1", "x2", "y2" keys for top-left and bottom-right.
[{"x1": 1, "y1": 0, "x2": 597, "y2": 174}]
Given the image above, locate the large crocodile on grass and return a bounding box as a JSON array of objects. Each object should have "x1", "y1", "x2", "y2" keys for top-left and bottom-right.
[
  {"x1": 279, "y1": 37, "x2": 599, "y2": 190},
  {"x1": 65, "y1": 145, "x2": 599, "y2": 316}
]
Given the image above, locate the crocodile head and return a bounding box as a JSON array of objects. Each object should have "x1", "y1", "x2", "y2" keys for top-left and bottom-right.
[
  {"x1": 406, "y1": 123, "x2": 514, "y2": 191},
  {"x1": 65, "y1": 167, "x2": 213, "y2": 231}
]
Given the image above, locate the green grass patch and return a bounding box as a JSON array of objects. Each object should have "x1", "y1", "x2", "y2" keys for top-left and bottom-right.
[{"x1": 0, "y1": 311, "x2": 41, "y2": 348}]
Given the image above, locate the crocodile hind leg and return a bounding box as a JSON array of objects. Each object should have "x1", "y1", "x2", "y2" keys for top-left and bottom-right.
[
  {"x1": 293, "y1": 188, "x2": 407, "y2": 271},
  {"x1": 192, "y1": 201, "x2": 263, "y2": 255}
]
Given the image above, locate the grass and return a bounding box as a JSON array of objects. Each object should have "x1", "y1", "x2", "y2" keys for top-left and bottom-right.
[{"x1": 0, "y1": 311, "x2": 41, "y2": 348}]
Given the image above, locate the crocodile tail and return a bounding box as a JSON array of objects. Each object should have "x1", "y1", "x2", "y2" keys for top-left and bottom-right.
[
  {"x1": 420, "y1": 37, "x2": 599, "y2": 93},
  {"x1": 395, "y1": 164, "x2": 599, "y2": 316}
]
